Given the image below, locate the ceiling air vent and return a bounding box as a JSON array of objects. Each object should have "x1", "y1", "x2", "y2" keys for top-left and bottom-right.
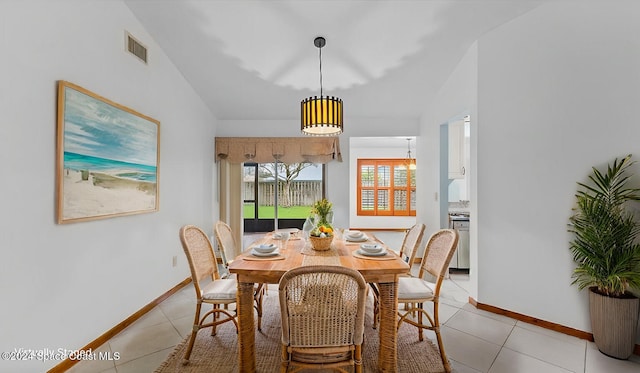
[{"x1": 126, "y1": 32, "x2": 148, "y2": 64}]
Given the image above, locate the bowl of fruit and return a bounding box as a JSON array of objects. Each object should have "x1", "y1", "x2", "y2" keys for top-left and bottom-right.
[{"x1": 309, "y1": 225, "x2": 334, "y2": 251}]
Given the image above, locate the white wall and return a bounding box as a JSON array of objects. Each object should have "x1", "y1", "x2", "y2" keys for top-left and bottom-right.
[
  {"x1": 476, "y1": 1, "x2": 640, "y2": 339},
  {"x1": 0, "y1": 2, "x2": 217, "y2": 371},
  {"x1": 418, "y1": 42, "x2": 478, "y2": 272}
]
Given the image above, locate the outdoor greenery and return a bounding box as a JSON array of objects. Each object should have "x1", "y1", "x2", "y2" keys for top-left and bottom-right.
[
  {"x1": 568, "y1": 154, "x2": 640, "y2": 297},
  {"x1": 243, "y1": 205, "x2": 312, "y2": 219}
]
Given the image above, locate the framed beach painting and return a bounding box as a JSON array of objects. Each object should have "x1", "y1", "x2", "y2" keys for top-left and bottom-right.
[{"x1": 56, "y1": 81, "x2": 160, "y2": 224}]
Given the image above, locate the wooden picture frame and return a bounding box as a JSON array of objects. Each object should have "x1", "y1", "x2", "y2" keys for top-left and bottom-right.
[{"x1": 56, "y1": 81, "x2": 160, "y2": 223}]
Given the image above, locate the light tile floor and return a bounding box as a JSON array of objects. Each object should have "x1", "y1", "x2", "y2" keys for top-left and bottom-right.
[{"x1": 67, "y1": 273, "x2": 640, "y2": 373}]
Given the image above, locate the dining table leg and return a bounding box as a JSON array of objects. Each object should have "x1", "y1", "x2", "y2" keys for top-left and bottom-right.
[
  {"x1": 237, "y1": 281, "x2": 256, "y2": 373},
  {"x1": 377, "y1": 281, "x2": 399, "y2": 372}
]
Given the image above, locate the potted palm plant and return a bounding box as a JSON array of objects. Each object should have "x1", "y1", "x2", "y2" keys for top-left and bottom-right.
[{"x1": 568, "y1": 154, "x2": 640, "y2": 359}]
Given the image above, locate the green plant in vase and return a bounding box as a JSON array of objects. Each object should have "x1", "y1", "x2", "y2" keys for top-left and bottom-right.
[{"x1": 310, "y1": 198, "x2": 334, "y2": 237}]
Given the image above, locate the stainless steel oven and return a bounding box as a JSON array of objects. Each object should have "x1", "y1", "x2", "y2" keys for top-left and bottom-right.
[{"x1": 449, "y1": 215, "x2": 469, "y2": 272}]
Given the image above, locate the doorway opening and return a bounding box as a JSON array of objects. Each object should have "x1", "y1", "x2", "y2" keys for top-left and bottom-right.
[{"x1": 440, "y1": 114, "x2": 471, "y2": 274}]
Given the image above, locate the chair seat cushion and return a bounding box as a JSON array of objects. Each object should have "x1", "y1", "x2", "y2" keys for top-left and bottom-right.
[
  {"x1": 397, "y1": 277, "x2": 434, "y2": 301},
  {"x1": 201, "y1": 278, "x2": 237, "y2": 300}
]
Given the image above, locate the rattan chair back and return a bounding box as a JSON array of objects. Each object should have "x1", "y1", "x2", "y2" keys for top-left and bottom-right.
[
  {"x1": 279, "y1": 265, "x2": 367, "y2": 373},
  {"x1": 398, "y1": 223, "x2": 426, "y2": 265},
  {"x1": 418, "y1": 229, "x2": 459, "y2": 283},
  {"x1": 214, "y1": 221, "x2": 237, "y2": 267},
  {"x1": 180, "y1": 225, "x2": 222, "y2": 290}
]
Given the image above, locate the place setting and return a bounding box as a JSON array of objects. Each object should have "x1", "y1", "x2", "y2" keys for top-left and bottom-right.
[
  {"x1": 272, "y1": 229, "x2": 301, "y2": 240},
  {"x1": 342, "y1": 230, "x2": 371, "y2": 244},
  {"x1": 351, "y1": 242, "x2": 397, "y2": 260},
  {"x1": 242, "y1": 242, "x2": 286, "y2": 261}
]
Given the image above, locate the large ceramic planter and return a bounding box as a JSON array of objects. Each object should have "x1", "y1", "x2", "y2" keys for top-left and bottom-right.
[{"x1": 589, "y1": 287, "x2": 639, "y2": 359}]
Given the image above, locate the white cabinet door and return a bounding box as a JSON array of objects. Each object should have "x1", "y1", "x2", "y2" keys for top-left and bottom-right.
[{"x1": 448, "y1": 122, "x2": 465, "y2": 179}]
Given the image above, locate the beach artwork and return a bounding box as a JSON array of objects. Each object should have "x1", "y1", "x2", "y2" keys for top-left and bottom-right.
[{"x1": 56, "y1": 81, "x2": 160, "y2": 223}]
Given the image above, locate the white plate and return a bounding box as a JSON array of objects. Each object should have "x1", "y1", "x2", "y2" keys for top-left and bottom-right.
[
  {"x1": 250, "y1": 248, "x2": 280, "y2": 257},
  {"x1": 253, "y1": 243, "x2": 277, "y2": 253},
  {"x1": 346, "y1": 235, "x2": 368, "y2": 242},
  {"x1": 360, "y1": 243, "x2": 383, "y2": 253},
  {"x1": 345, "y1": 231, "x2": 363, "y2": 237},
  {"x1": 355, "y1": 249, "x2": 387, "y2": 257}
]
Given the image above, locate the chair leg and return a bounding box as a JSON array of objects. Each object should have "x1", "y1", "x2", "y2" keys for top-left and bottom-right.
[
  {"x1": 211, "y1": 304, "x2": 219, "y2": 336},
  {"x1": 354, "y1": 345, "x2": 363, "y2": 373},
  {"x1": 369, "y1": 283, "x2": 380, "y2": 329},
  {"x1": 417, "y1": 303, "x2": 424, "y2": 341},
  {"x1": 398, "y1": 299, "x2": 450, "y2": 371},
  {"x1": 433, "y1": 300, "x2": 451, "y2": 372},
  {"x1": 183, "y1": 302, "x2": 203, "y2": 364},
  {"x1": 372, "y1": 294, "x2": 379, "y2": 329},
  {"x1": 280, "y1": 345, "x2": 289, "y2": 373},
  {"x1": 254, "y1": 284, "x2": 264, "y2": 331},
  {"x1": 434, "y1": 327, "x2": 451, "y2": 373}
]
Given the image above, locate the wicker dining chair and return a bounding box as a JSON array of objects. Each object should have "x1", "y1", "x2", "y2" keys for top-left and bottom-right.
[
  {"x1": 214, "y1": 220, "x2": 265, "y2": 331},
  {"x1": 279, "y1": 265, "x2": 367, "y2": 373},
  {"x1": 179, "y1": 225, "x2": 239, "y2": 364},
  {"x1": 371, "y1": 223, "x2": 425, "y2": 329},
  {"x1": 397, "y1": 229, "x2": 459, "y2": 373}
]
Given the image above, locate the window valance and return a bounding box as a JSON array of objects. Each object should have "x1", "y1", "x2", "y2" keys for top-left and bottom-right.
[{"x1": 215, "y1": 137, "x2": 342, "y2": 164}]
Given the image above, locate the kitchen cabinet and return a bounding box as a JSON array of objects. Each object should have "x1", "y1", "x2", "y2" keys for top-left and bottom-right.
[{"x1": 448, "y1": 122, "x2": 465, "y2": 179}]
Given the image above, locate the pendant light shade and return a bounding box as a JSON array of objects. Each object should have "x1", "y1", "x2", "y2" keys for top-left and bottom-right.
[
  {"x1": 301, "y1": 96, "x2": 343, "y2": 136},
  {"x1": 301, "y1": 37, "x2": 343, "y2": 136}
]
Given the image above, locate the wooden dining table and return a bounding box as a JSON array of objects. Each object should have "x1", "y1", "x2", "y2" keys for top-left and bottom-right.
[{"x1": 228, "y1": 231, "x2": 410, "y2": 372}]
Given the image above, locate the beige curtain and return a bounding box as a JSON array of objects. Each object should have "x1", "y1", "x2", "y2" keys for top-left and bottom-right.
[
  {"x1": 217, "y1": 159, "x2": 243, "y2": 254},
  {"x1": 215, "y1": 137, "x2": 342, "y2": 164}
]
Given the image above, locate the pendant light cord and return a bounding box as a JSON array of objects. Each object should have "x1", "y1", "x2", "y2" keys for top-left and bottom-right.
[{"x1": 318, "y1": 46, "x2": 323, "y2": 97}]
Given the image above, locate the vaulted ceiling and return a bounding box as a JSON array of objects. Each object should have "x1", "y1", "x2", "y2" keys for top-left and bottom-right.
[{"x1": 124, "y1": 0, "x2": 544, "y2": 124}]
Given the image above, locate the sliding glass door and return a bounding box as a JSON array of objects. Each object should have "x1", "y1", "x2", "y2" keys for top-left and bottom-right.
[{"x1": 243, "y1": 161, "x2": 324, "y2": 233}]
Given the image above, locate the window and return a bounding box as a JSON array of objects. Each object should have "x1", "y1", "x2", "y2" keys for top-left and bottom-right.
[
  {"x1": 243, "y1": 162, "x2": 324, "y2": 232},
  {"x1": 357, "y1": 159, "x2": 415, "y2": 216}
]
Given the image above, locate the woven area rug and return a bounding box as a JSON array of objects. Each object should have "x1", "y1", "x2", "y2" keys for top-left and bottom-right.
[{"x1": 155, "y1": 291, "x2": 445, "y2": 373}]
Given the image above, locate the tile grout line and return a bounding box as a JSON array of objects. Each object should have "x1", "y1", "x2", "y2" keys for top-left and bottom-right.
[
  {"x1": 111, "y1": 290, "x2": 186, "y2": 370},
  {"x1": 486, "y1": 323, "x2": 517, "y2": 372}
]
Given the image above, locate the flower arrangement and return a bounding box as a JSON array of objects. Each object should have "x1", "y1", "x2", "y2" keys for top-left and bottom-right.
[
  {"x1": 311, "y1": 198, "x2": 332, "y2": 224},
  {"x1": 309, "y1": 198, "x2": 333, "y2": 238}
]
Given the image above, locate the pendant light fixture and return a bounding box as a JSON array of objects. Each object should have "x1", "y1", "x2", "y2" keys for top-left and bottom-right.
[
  {"x1": 405, "y1": 138, "x2": 416, "y2": 170},
  {"x1": 301, "y1": 37, "x2": 343, "y2": 136}
]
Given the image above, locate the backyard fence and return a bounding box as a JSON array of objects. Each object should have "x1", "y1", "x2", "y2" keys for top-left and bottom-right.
[{"x1": 243, "y1": 180, "x2": 322, "y2": 206}]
